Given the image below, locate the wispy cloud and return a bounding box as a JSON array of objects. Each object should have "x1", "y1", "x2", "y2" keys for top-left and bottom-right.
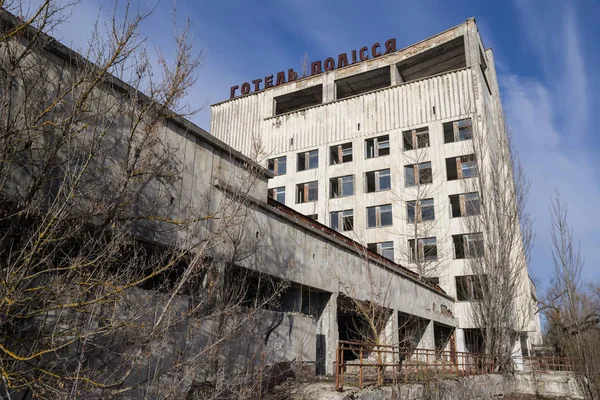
[{"x1": 502, "y1": 1, "x2": 599, "y2": 285}]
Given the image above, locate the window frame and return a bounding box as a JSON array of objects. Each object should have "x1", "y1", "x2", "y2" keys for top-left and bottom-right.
[
  {"x1": 366, "y1": 204, "x2": 393, "y2": 228},
  {"x1": 365, "y1": 135, "x2": 391, "y2": 159},
  {"x1": 405, "y1": 162, "x2": 433, "y2": 187},
  {"x1": 330, "y1": 175, "x2": 355, "y2": 198},
  {"x1": 268, "y1": 186, "x2": 286, "y2": 204},
  {"x1": 267, "y1": 156, "x2": 287, "y2": 176},
  {"x1": 443, "y1": 118, "x2": 473, "y2": 144},
  {"x1": 403, "y1": 127, "x2": 430, "y2": 151},
  {"x1": 296, "y1": 181, "x2": 319, "y2": 203},
  {"x1": 409, "y1": 237, "x2": 438, "y2": 262},
  {"x1": 406, "y1": 198, "x2": 435, "y2": 223},
  {"x1": 297, "y1": 149, "x2": 319, "y2": 171},
  {"x1": 330, "y1": 209, "x2": 354, "y2": 232},
  {"x1": 330, "y1": 142, "x2": 353, "y2": 165}
]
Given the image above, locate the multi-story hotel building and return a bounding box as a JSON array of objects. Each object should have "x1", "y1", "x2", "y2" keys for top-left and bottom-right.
[{"x1": 210, "y1": 19, "x2": 542, "y2": 350}]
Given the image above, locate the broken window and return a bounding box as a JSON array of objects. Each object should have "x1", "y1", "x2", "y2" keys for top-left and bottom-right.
[
  {"x1": 406, "y1": 198, "x2": 435, "y2": 223},
  {"x1": 268, "y1": 187, "x2": 286, "y2": 204},
  {"x1": 296, "y1": 181, "x2": 318, "y2": 203},
  {"x1": 453, "y1": 233, "x2": 484, "y2": 259},
  {"x1": 443, "y1": 118, "x2": 473, "y2": 143},
  {"x1": 405, "y1": 162, "x2": 432, "y2": 187},
  {"x1": 403, "y1": 127, "x2": 430, "y2": 151},
  {"x1": 408, "y1": 237, "x2": 438, "y2": 262},
  {"x1": 330, "y1": 175, "x2": 354, "y2": 198},
  {"x1": 424, "y1": 277, "x2": 440, "y2": 285},
  {"x1": 368, "y1": 241, "x2": 394, "y2": 261},
  {"x1": 365, "y1": 169, "x2": 391, "y2": 192},
  {"x1": 330, "y1": 142, "x2": 353, "y2": 165},
  {"x1": 446, "y1": 154, "x2": 477, "y2": 180},
  {"x1": 267, "y1": 156, "x2": 287, "y2": 176},
  {"x1": 330, "y1": 209, "x2": 353, "y2": 232},
  {"x1": 456, "y1": 275, "x2": 488, "y2": 301},
  {"x1": 365, "y1": 135, "x2": 390, "y2": 159},
  {"x1": 449, "y1": 192, "x2": 481, "y2": 217},
  {"x1": 307, "y1": 214, "x2": 318, "y2": 221},
  {"x1": 297, "y1": 149, "x2": 319, "y2": 171},
  {"x1": 366, "y1": 204, "x2": 393, "y2": 228}
]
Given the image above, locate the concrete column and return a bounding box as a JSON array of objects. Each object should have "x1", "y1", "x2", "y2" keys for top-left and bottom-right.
[
  {"x1": 381, "y1": 311, "x2": 399, "y2": 366},
  {"x1": 455, "y1": 328, "x2": 467, "y2": 353},
  {"x1": 322, "y1": 75, "x2": 336, "y2": 103},
  {"x1": 417, "y1": 320, "x2": 435, "y2": 350},
  {"x1": 316, "y1": 291, "x2": 338, "y2": 375},
  {"x1": 390, "y1": 64, "x2": 403, "y2": 86}
]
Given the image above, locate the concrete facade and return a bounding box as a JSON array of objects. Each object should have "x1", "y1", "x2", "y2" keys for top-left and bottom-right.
[{"x1": 210, "y1": 19, "x2": 542, "y2": 351}]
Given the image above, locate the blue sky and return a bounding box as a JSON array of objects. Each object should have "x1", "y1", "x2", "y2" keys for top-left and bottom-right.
[{"x1": 49, "y1": 0, "x2": 600, "y2": 290}]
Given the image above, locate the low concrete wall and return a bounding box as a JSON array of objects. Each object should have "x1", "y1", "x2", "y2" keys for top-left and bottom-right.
[{"x1": 282, "y1": 372, "x2": 586, "y2": 400}]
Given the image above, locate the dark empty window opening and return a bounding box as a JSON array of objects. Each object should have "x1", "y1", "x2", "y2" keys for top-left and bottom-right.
[
  {"x1": 456, "y1": 275, "x2": 488, "y2": 301},
  {"x1": 297, "y1": 181, "x2": 318, "y2": 203},
  {"x1": 444, "y1": 118, "x2": 472, "y2": 143},
  {"x1": 275, "y1": 85, "x2": 323, "y2": 115},
  {"x1": 307, "y1": 214, "x2": 318, "y2": 221},
  {"x1": 405, "y1": 162, "x2": 432, "y2": 187},
  {"x1": 450, "y1": 192, "x2": 481, "y2": 217},
  {"x1": 330, "y1": 175, "x2": 354, "y2": 198},
  {"x1": 453, "y1": 233, "x2": 484, "y2": 259},
  {"x1": 446, "y1": 154, "x2": 477, "y2": 181},
  {"x1": 396, "y1": 36, "x2": 466, "y2": 83},
  {"x1": 368, "y1": 241, "x2": 394, "y2": 261},
  {"x1": 366, "y1": 169, "x2": 391, "y2": 193},
  {"x1": 365, "y1": 135, "x2": 390, "y2": 159},
  {"x1": 330, "y1": 142, "x2": 353, "y2": 165},
  {"x1": 403, "y1": 127, "x2": 430, "y2": 151},
  {"x1": 298, "y1": 149, "x2": 319, "y2": 171},
  {"x1": 336, "y1": 66, "x2": 391, "y2": 100}
]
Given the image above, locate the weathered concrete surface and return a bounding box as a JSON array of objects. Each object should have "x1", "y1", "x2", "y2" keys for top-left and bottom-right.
[{"x1": 271, "y1": 372, "x2": 585, "y2": 400}]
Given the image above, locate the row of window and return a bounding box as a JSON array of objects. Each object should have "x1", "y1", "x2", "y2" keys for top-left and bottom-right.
[
  {"x1": 268, "y1": 159, "x2": 478, "y2": 205},
  {"x1": 286, "y1": 194, "x2": 480, "y2": 241},
  {"x1": 365, "y1": 232, "x2": 484, "y2": 263},
  {"x1": 267, "y1": 118, "x2": 473, "y2": 176}
]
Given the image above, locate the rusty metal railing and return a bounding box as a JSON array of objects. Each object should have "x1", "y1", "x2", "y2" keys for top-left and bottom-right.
[{"x1": 334, "y1": 341, "x2": 577, "y2": 391}]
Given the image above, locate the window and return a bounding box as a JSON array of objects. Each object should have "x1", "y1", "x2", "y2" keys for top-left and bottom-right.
[
  {"x1": 403, "y1": 127, "x2": 430, "y2": 151},
  {"x1": 307, "y1": 214, "x2": 318, "y2": 221},
  {"x1": 443, "y1": 118, "x2": 473, "y2": 143},
  {"x1": 296, "y1": 181, "x2": 318, "y2": 203},
  {"x1": 268, "y1": 187, "x2": 285, "y2": 204},
  {"x1": 366, "y1": 204, "x2": 393, "y2": 228},
  {"x1": 424, "y1": 277, "x2": 440, "y2": 285},
  {"x1": 330, "y1": 209, "x2": 354, "y2": 232},
  {"x1": 409, "y1": 237, "x2": 438, "y2": 262},
  {"x1": 365, "y1": 135, "x2": 390, "y2": 159},
  {"x1": 450, "y1": 192, "x2": 481, "y2": 217},
  {"x1": 297, "y1": 149, "x2": 319, "y2": 171},
  {"x1": 330, "y1": 175, "x2": 354, "y2": 198},
  {"x1": 453, "y1": 233, "x2": 484, "y2": 259},
  {"x1": 275, "y1": 85, "x2": 323, "y2": 115},
  {"x1": 366, "y1": 169, "x2": 391, "y2": 192},
  {"x1": 407, "y1": 198, "x2": 435, "y2": 223},
  {"x1": 330, "y1": 142, "x2": 353, "y2": 165},
  {"x1": 446, "y1": 154, "x2": 477, "y2": 180},
  {"x1": 405, "y1": 162, "x2": 432, "y2": 187},
  {"x1": 267, "y1": 156, "x2": 287, "y2": 176},
  {"x1": 368, "y1": 241, "x2": 394, "y2": 261},
  {"x1": 456, "y1": 275, "x2": 488, "y2": 301}
]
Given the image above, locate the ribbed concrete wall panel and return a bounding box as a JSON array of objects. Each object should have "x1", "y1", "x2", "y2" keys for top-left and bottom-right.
[{"x1": 211, "y1": 68, "x2": 473, "y2": 156}]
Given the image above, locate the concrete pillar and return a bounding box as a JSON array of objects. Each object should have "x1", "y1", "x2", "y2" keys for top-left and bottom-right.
[
  {"x1": 455, "y1": 328, "x2": 467, "y2": 353},
  {"x1": 322, "y1": 75, "x2": 336, "y2": 103},
  {"x1": 417, "y1": 320, "x2": 435, "y2": 350},
  {"x1": 316, "y1": 291, "x2": 338, "y2": 375},
  {"x1": 381, "y1": 311, "x2": 399, "y2": 366},
  {"x1": 390, "y1": 64, "x2": 403, "y2": 86}
]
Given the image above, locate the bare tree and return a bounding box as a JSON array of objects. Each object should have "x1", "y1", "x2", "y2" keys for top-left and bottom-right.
[
  {"x1": 459, "y1": 114, "x2": 535, "y2": 371},
  {"x1": 397, "y1": 127, "x2": 452, "y2": 282},
  {"x1": 0, "y1": 2, "x2": 288, "y2": 399},
  {"x1": 542, "y1": 191, "x2": 600, "y2": 399}
]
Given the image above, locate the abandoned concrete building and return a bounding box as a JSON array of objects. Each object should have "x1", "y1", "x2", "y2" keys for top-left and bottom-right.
[
  {"x1": 210, "y1": 18, "x2": 543, "y2": 361},
  {"x1": 1, "y1": 8, "x2": 544, "y2": 391}
]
